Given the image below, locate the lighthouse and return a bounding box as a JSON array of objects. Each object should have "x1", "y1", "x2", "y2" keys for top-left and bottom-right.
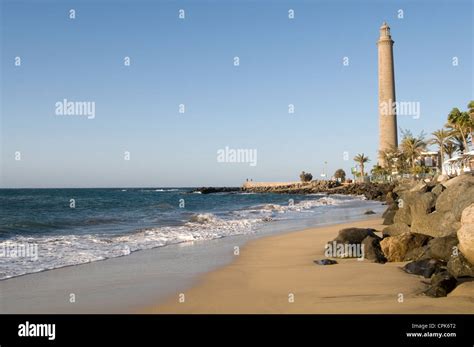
[{"x1": 377, "y1": 22, "x2": 398, "y2": 167}]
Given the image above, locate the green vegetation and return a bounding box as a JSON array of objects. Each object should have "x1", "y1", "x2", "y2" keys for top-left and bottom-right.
[
  {"x1": 299, "y1": 171, "x2": 313, "y2": 183},
  {"x1": 334, "y1": 169, "x2": 346, "y2": 182}
]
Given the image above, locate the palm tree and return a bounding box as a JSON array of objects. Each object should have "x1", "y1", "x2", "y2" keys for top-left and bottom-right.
[
  {"x1": 447, "y1": 108, "x2": 470, "y2": 152},
  {"x1": 353, "y1": 153, "x2": 370, "y2": 180},
  {"x1": 468, "y1": 101, "x2": 474, "y2": 146},
  {"x1": 469, "y1": 100, "x2": 474, "y2": 121},
  {"x1": 379, "y1": 146, "x2": 400, "y2": 171},
  {"x1": 429, "y1": 129, "x2": 452, "y2": 169},
  {"x1": 444, "y1": 140, "x2": 456, "y2": 159},
  {"x1": 452, "y1": 134, "x2": 466, "y2": 154},
  {"x1": 400, "y1": 130, "x2": 426, "y2": 168}
]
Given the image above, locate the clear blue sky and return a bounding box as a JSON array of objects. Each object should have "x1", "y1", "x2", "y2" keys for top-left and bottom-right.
[{"x1": 1, "y1": 0, "x2": 472, "y2": 188}]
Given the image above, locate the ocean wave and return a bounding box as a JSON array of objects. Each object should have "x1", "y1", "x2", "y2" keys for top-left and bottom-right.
[
  {"x1": 0, "y1": 213, "x2": 264, "y2": 280},
  {"x1": 243, "y1": 196, "x2": 358, "y2": 215},
  {"x1": 0, "y1": 194, "x2": 375, "y2": 280}
]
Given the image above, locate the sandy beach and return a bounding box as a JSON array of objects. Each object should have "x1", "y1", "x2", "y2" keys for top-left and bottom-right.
[{"x1": 145, "y1": 218, "x2": 474, "y2": 314}]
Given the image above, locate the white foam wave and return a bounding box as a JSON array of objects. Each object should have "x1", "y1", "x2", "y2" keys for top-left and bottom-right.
[
  {"x1": 0, "y1": 213, "x2": 263, "y2": 280},
  {"x1": 0, "y1": 195, "x2": 372, "y2": 280}
]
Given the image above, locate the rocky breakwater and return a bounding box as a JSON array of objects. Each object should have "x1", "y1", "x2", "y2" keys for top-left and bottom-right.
[
  {"x1": 191, "y1": 187, "x2": 242, "y2": 194},
  {"x1": 318, "y1": 174, "x2": 474, "y2": 298},
  {"x1": 242, "y1": 181, "x2": 394, "y2": 201}
]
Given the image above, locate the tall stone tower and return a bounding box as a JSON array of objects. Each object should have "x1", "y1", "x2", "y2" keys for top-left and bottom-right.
[{"x1": 377, "y1": 22, "x2": 398, "y2": 167}]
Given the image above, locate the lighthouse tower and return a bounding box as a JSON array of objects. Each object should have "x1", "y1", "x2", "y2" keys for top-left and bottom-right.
[{"x1": 377, "y1": 22, "x2": 398, "y2": 167}]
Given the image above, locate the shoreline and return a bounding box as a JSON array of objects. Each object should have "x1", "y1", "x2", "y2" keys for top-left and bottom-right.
[
  {"x1": 0, "y1": 210, "x2": 380, "y2": 313},
  {"x1": 0, "y1": 211, "x2": 382, "y2": 313},
  {"x1": 144, "y1": 218, "x2": 474, "y2": 314}
]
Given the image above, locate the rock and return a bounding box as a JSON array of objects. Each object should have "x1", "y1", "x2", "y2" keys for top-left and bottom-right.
[
  {"x1": 314, "y1": 259, "x2": 338, "y2": 265},
  {"x1": 361, "y1": 235, "x2": 387, "y2": 263},
  {"x1": 409, "y1": 181, "x2": 428, "y2": 193},
  {"x1": 431, "y1": 184, "x2": 444, "y2": 197},
  {"x1": 437, "y1": 174, "x2": 449, "y2": 183},
  {"x1": 404, "y1": 245, "x2": 430, "y2": 261},
  {"x1": 461, "y1": 203, "x2": 474, "y2": 224},
  {"x1": 425, "y1": 271, "x2": 457, "y2": 297},
  {"x1": 382, "y1": 223, "x2": 411, "y2": 237},
  {"x1": 393, "y1": 193, "x2": 413, "y2": 225},
  {"x1": 380, "y1": 232, "x2": 432, "y2": 262},
  {"x1": 458, "y1": 204, "x2": 474, "y2": 264},
  {"x1": 436, "y1": 175, "x2": 474, "y2": 220},
  {"x1": 426, "y1": 235, "x2": 459, "y2": 261},
  {"x1": 441, "y1": 174, "x2": 474, "y2": 189},
  {"x1": 364, "y1": 210, "x2": 376, "y2": 215},
  {"x1": 382, "y1": 205, "x2": 397, "y2": 225},
  {"x1": 447, "y1": 253, "x2": 474, "y2": 278},
  {"x1": 333, "y1": 228, "x2": 379, "y2": 245},
  {"x1": 411, "y1": 192, "x2": 436, "y2": 217},
  {"x1": 410, "y1": 211, "x2": 459, "y2": 237},
  {"x1": 386, "y1": 191, "x2": 398, "y2": 205},
  {"x1": 402, "y1": 259, "x2": 446, "y2": 278}
]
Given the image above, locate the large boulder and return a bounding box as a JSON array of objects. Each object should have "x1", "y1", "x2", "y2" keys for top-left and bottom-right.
[
  {"x1": 382, "y1": 204, "x2": 398, "y2": 225},
  {"x1": 404, "y1": 245, "x2": 430, "y2": 261},
  {"x1": 410, "y1": 210, "x2": 459, "y2": 237},
  {"x1": 411, "y1": 192, "x2": 436, "y2": 216},
  {"x1": 392, "y1": 191, "x2": 435, "y2": 228},
  {"x1": 333, "y1": 228, "x2": 379, "y2": 244},
  {"x1": 447, "y1": 253, "x2": 474, "y2": 278},
  {"x1": 361, "y1": 235, "x2": 387, "y2": 263},
  {"x1": 441, "y1": 173, "x2": 474, "y2": 189},
  {"x1": 409, "y1": 181, "x2": 428, "y2": 193},
  {"x1": 402, "y1": 259, "x2": 445, "y2": 278},
  {"x1": 436, "y1": 175, "x2": 474, "y2": 221},
  {"x1": 426, "y1": 235, "x2": 459, "y2": 261},
  {"x1": 431, "y1": 184, "x2": 445, "y2": 198},
  {"x1": 457, "y1": 204, "x2": 474, "y2": 264},
  {"x1": 393, "y1": 192, "x2": 414, "y2": 225},
  {"x1": 380, "y1": 232, "x2": 432, "y2": 262},
  {"x1": 383, "y1": 222, "x2": 411, "y2": 237}
]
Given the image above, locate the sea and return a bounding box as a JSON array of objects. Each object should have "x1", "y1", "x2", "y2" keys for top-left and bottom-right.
[{"x1": 0, "y1": 188, "x2": 385, "y2": 280}]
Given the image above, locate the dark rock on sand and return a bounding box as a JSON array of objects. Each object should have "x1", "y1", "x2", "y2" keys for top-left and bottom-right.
[
  {"x1": 314, "y1": 259, "x2": 338, "y2": 265},
  {"x1": 402, "y1": 259, "x2": 446, "y2": 278},
  {"x1": 333, "y1": 228, "x2": 379, "y2": 245},
  {"x1": 425, "y1": 271, "x2": 457, "y2": 297},
  {"x1": 361, "y1": 236, "x2": 387, "y2": 263},
  {"x1": 364, "y1": 210, "x2": 376, "y2": 215}
]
